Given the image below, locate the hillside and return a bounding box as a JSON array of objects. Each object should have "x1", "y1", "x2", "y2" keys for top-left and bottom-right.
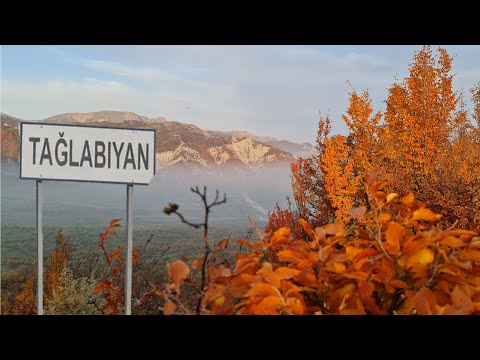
[{"x1": 0, "y1": 111, "x2": 297, "y2": 170}]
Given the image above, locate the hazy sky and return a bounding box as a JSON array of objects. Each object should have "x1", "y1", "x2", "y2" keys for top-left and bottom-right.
[{"x1": 1, "y1": 45, "x2": 479, "y2": 143}]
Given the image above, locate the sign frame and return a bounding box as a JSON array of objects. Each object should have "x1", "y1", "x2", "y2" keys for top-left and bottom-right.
[
  {"x1": 19, "y1": 121, "x2": 156, "y2": 185},
  {"x1": 19, "y1": 121, "x2": 156, "y2": 315}
]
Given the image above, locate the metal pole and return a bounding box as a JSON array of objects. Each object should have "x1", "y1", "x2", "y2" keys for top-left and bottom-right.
[
  {"x1": 36, "y1": 180, "x2": 43, "y2": 315},
  {"x1": 125, "y1": 184, "x2": 133, "y2": 315}
]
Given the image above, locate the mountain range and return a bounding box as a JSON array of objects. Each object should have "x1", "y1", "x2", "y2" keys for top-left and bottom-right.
[{"x1": 1, "y1": 111, "x2": 317, "y2": 171}]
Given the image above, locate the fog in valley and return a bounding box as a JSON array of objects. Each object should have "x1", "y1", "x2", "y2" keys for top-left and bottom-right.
[{"x1": 1, "y1": 163, "x2": 293, "y2": 265}]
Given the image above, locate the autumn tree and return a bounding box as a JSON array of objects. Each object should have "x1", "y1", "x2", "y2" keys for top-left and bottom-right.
[{"x1": 289, "y1": 46, "x2": 480, "y2": 233}]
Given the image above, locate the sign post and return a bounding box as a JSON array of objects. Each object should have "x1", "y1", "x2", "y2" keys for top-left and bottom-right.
[
  {"x1": 125, "y1": 184, "x2": 133, "y2": 315},
  {"x1": 20, "y1": 122, "x2": 156, "y2": 315},
  {"x1": 36, "y1": 180, "x2": 44, "y2": 315}
]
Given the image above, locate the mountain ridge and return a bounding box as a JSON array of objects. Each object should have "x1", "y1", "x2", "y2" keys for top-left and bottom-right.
[{"x1": 1, "y1": 111, "x2": 317, "y2": 170}]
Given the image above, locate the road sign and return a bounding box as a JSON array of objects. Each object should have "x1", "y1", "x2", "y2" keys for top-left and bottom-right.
[
  {"x1": 20, "y1": 122, "x2": 156, "y2": 185},
  {"x1": 20, "y1": 122, "x2": 156, "y2": 315}
]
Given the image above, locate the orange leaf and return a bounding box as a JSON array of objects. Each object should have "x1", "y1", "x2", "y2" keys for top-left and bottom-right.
[
  {"x1": 93, "y1": 280, "x2": 112, "y2": 295},
  {"x1": 441, "y1": 235, "x2": 467, "y2": 248},
  {"x1": 202, "y1": 283, "x2": 227, "y2": 308},
  {"x1": 247, "y1": 295, "x2": 283, "y2": 315},
  {"x1": 164, "y1": 300, "x2": 176, "y2": 315},
  {"x1": 444, "y1": 286, "x2": 474, "y2": 315},
  {"x1": 469, "y1": 237, "x2": 480, "y2": 249},
  {"x1": 386, "y1": 222, "x2": 402, "y2": 256},
  {"x1": 299, "y1": 218, "x2": 314, "y2": 239},
  {"x1": 168, "y1": 260, "x2": 190, "y2": 289},
  {"x1": 270, "y1": 227, "x2": 290, "y2": 243},
  {"x1": 346, "y1": 245, "x2": 362, "y2": 259},
  {"x1": 275, "y1": 267, "x2": 301, "y2": 280},
  {"x1": 257, "y1": 267, "x2": 280, "y2": 288},
  {"x1": 236, "y1": 239, "x2": 261, "y2": 254},
  {"x1": 192, "y1": 258, "x2": 204, "y2": 269},
  {"x1": 325, "y1": 262, "x2": 346, "y2": 274},
  {"x1": 108, "y1": 246, "x2": 122, "y2": 263},
  {"x1": 231, "y1": 274, "x2": 256, "y2": 297},
  {"x1": 342, "y1": 271, "x2": 369, "y2": 280},
  {"x1": 285, "y1": 297, "x2": 304, "y2": 315},
  {"x1": 400, "y1": 192, "x2": 414, "y2": 206},
  {"x1": 208, "y1": 265, "x2": 231, "y2": 281},
  {"x1": 379, "y1": 213, "x2": 392, "y2": 224},
  {"x1": 411, "y1": 208, "x2": 442, "y2": 222},
  {"x1": 245, "y1": 283, "x2": 279, "y2": 298},
  {"x1": 132, "y1": 248, "x2": 139, "y2": 262},
  {"x1": 215, "y1": 237, "x2": 229, "y2": 251},
  {"x1": 277, "y1": 249, "x2": 304, "y2": 263},
  {"x1": 458, "y1": 249, "x2": 480, "y2": 263},
  {"x1": 390, "y1": 279, "x2": 407, "y2": 288},
  {"x1": 354, "y1": 248, "x2": 379, "y2": 262},
  {"x1": 109, "y1": 218, "x2": 121, "y2": 226},
  {"x1": 415, "y1": 287, "x2": 444, "y2": 315}
]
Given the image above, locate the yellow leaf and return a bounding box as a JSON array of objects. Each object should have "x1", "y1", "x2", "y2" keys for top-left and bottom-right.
[
  {"x1": 213, "y1": 295, "x2": 225, "y2": 307},
  {"x1": 407, "y1": 248, "x2": 434, "y2": 267},
  {"x1": 411, "y1": 208, "x2": 442, "y2": 222},
  {"x1": 386, "y1": 193, "x2": 398, "y2": 204}
]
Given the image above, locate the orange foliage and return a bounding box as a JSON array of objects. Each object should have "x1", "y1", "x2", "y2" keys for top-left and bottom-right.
[
  {"x1": 93, "y1": 218, "x2": 142, "y2": 315},
  {"x1": 265, "y1": 198, "x2": 303, "y2": 240},
  {"x1": 290, "y1": 46, "x2": 480, "y2": 233},
  {"x1": 45, "y1": 229, "x2": 73, "y2": 305},
  {"x1": 163, "y1": 175, "x2": 480, "y2": 315}
]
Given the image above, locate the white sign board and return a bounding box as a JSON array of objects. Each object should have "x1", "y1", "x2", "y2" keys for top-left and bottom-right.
[{"x1": 20, "y1": 122, "x2": 156, "y2": 185}]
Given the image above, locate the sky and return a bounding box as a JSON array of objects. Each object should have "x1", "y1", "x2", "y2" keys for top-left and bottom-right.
[{"x1": 1, "y1": 45, "x2": 479, "y2": 144}]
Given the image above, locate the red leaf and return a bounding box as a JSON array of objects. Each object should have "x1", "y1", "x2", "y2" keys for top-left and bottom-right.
[{"x1": 109, "y1": 218, "x2": 122, "y2": 226}]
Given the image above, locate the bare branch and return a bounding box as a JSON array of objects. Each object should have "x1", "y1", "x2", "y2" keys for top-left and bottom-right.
[{"x1": 162, "y1": 186, "x2": 227, "y2": 314}]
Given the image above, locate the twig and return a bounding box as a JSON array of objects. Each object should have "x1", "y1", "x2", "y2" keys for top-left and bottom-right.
[{"x1": 163, "y1": 186, "x2": 227, "y2": 314}]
